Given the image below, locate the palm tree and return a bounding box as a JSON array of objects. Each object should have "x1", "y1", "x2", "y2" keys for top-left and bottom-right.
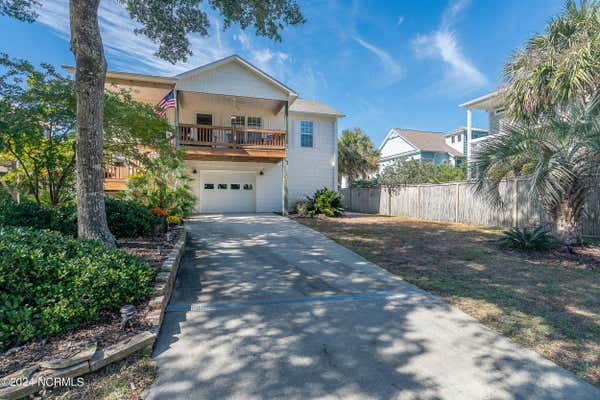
[
  {"x1": 504, "y1": 0, "x2": 599, "y2": 121},
  {"x1": 338, "y1": 128, "x2": 379, "y2": 187},
  {"x1": 472, "y1": 98, "x2": 600, "y2": 245}
]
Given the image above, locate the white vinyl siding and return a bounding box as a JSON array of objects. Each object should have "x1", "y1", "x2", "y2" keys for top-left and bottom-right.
[{"x1": 287, "y1": 113, "x2": 337, "y2": 207}]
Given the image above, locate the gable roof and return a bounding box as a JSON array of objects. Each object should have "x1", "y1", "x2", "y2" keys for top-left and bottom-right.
[
  {"x1": 175, "y1": 55, "x2": 298, "y2": 99},
  {"x1": 380, "y1": 128, "x2": 463, "y2": 157},
  {"x1": 289, "y1": 98, "x2": 345, "y2": 117}
]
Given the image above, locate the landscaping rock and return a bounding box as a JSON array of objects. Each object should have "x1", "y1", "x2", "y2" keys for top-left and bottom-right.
[
  {"x1": 153, "y1": 283, "x2": 165, "y2": 295},
  {"x1": 0, "y1": 380, "x2": 40, "y2": 400},
  {"x1": 39, "y1": 342, "x2": 97, "y2": 370},
  {"x1": 0, "y1": 366, "x2": 39, "y2": 389},
  {"x1": 149, "y1": 296, "x2": 164, "y2": 310},
  {"x1": 89, "y1": 331, "x2": 156, "y2": 372},
  {"x1": 40, "y1": 360, "x2": 90, "y2": 378},
  {"x1": 155, "y1": 272, "x2": 170, "y2": 283}
]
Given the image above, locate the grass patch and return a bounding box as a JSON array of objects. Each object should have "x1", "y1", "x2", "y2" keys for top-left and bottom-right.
[{"x1": 295, "y1": 215, "x2": 600, "y2": 386}]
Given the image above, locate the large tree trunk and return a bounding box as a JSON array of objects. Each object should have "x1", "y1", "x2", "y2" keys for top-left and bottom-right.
[{"x1": 69, "y1": 0, "x2": 115, "y2": 246}]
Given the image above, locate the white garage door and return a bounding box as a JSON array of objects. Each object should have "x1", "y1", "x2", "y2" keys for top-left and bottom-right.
[{"x1": 199, "y1": 171, "x2": 256, "y2": 213}]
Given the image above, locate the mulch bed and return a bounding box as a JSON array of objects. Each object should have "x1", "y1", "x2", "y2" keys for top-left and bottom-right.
[{"x1": 0, "y1": 226, "x2": 183, "y2": 378}]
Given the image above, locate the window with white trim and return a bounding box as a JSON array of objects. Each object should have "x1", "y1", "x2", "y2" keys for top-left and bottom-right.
[
  {"x1": 300, "y1": 120, "x2": 314, "y2": 148},
  {"x1": 247, "y1": 117, "x2": 262, "y2": 129},
  {"x1": 231, "y1": 115, "x2": 245, "y2": 129}
]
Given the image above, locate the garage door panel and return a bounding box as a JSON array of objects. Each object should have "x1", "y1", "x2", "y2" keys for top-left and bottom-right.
[{"x1": 200, "y1": 172, "x2": 256, "y2": 213}]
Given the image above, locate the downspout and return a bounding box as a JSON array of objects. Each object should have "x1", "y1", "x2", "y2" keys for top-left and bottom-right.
[
  {"x1": 333, "y1": 117, "x2": 338, "y2": 190},
  {"x1": 282, "y1": 101, "x2": 289, "y2": 215}
]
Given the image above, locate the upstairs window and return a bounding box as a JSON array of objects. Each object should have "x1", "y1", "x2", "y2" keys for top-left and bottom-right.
[
  {"x1": 231, "y1": 115, "x2": 245, "y2": 129},
  {"x1": 196, "y1": 113, "x2": 212, "y2": 126},
  {"x1": 451, "y1": 136, "x2": 455, "y2": 143},
  {"x1": 457, "y1": 135, "x2": 461, "y2": 142},
  {"x1": 247, "y1": 117, "x2": 262, "y2": 129},
  {"x1": 300, "y1": 120, "x2": 314, "y2": 148}
]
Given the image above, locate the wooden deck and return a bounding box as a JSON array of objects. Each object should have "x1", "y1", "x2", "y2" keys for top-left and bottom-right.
[{"x1": 103, "y1": 124, "x2": 286, "y2": 191}]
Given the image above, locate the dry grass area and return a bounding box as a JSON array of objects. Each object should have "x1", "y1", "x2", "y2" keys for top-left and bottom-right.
[
  {"x1": 44, "y1": 350, "x2": 157, "y2": 400},
  {"x1": 294, "y1": 215, "x2": 600, "y2": 386}
]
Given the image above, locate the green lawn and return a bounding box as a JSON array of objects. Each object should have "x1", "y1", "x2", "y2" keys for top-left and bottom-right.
[{"x1": 295, "y1": 215, "x2": 600, "y2": 386}]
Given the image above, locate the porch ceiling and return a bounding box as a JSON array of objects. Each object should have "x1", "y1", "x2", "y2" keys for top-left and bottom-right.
[{"x1": 178, "y1": 91, "x2": 287, "y2": 115}]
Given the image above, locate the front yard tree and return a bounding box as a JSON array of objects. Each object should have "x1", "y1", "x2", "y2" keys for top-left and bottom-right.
[
  {"x1": 0, "y1": 54, "x2": 173, "y2": 206},
  {"x1": 338, "y1": 128, "x2": 380, "y2": 187},
  {"x1": 0, "y1": 0, "x2": 304, "y2": 245}
]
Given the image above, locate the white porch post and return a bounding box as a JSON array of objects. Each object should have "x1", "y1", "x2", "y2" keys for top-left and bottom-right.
[
  {"x1": 466, "y1": 107, "x2": 473, "y2": 179},
  {"x1": 174, "y1": 89, "x2": 180, "y2": 148}
]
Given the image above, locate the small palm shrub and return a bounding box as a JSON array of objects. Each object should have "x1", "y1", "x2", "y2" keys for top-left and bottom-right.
[
  {"x1": 498, "y1": 226, "x2": 555, "y2": 250},
  {"x1": 297, "y1": 188, "x2": 344, "y2": 217},
  {"x1": 312, "y1": 188, "x2": 344, "y2": 217},
  {"x1": 294, "y1": 200, "x2": 312, "y2": 217},
  {"x1": 0, "y1": 226, "x2": 154, "y2": 350}
]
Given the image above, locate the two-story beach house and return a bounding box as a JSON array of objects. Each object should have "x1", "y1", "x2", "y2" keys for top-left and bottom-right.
[
  {"x1": 377, "y1": 128, "x2": 465, "y2": 172},
  {"x1": 65, "y1": 55, "x2": 344, "y2": 214}
]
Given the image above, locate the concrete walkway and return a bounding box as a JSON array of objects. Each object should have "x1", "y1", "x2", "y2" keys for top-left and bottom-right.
[{"x1": 148, "y1": 214, "x2": 599, "y2": 400}]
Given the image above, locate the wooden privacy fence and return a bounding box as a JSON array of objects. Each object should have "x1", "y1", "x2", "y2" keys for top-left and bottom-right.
[{"x1": 341, "y1": 178, "x2": 600, "y2": 238}]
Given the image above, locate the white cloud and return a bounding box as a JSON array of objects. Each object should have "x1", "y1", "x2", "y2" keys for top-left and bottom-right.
[
  {"x1": 396, "y1": 16, "x2": 405, "y2": 26},
  {"x1": 352, "y1": 36, "x2": 403, "y2": 82},
  {"x1": 412, "y1": 0, "x2": 487, "y2": 91},
  {"x1": 36, "y1": 0, "x2": 231, "y2": 75},
  {"x1": 234, "y1": 31, "x2": 289, "y2": 75}
]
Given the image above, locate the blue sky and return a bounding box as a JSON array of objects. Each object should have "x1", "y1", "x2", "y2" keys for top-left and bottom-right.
[{"x1": 0, "y1": 0, "x2": 563, "y2": 146}]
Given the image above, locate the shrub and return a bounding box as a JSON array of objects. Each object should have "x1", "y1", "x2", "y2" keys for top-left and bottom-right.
[
  {"x1": 294, "y1": 200, "x2": 312, "y2": 217},
  {"x1": 498, "y1": 226, "x2": 555, "y2": 250},
  {"x1": 0, "y1": 200, "x2": 76, "y2": 236},
  {"x1": 105, "y1": 198, "x2": 158, "y2": 238},
  {"x1": 311, "y1": 188, "x2": 344, "y2": 217},
  {"x1": 166, "y1": 215, "x2": 182, "y2": 225},
  {"x1": 0, "y1": 226, "x2": 154, "y2": 350},
  {"x1": 151, "y1": 207, "x2": 168, "y2": 217},
  {"x1": 298, "y1": 188, "x2": 344, "y2": 217},
  {"x1": 0, "y1": 199, "x2": 157, "y2": 238}
]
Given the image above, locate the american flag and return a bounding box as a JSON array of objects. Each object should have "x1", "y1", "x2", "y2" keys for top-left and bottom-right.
[{"x1": 155, "y1": 89, "x2": 176, "y2": 117}]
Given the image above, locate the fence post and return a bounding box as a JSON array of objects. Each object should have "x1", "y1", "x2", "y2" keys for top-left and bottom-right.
[
  {"x1": 512, "y1": 178, "x2": 519, "y2": 227},
  {"x1": 417, "y1": 185, "x2": 421, "y2": 218},
  {"x1": 388, "y1": 187, "x2": 392, "y2": 216},
  {"x1": 455, "y1": 183, "x2": 460, "y2": 222}
]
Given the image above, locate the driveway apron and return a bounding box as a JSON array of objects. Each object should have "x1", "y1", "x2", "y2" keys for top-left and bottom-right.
[{"x1": 148, "y1": 214, "x2": 599, "y2": 400}]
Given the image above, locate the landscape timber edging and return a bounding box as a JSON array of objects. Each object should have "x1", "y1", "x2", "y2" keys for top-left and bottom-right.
[{"x1": 0, "y1": 228, "x2": 187, "y2": 400}]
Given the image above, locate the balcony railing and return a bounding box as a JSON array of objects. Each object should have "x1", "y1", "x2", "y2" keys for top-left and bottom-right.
[{"x1": 178, "y1": 124, "x2": 286, "y2": 150}]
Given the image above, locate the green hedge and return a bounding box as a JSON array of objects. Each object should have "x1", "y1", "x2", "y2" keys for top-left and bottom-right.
[
  {"x1": 0, "y1": 226, "x2": 154, "y2": 350},
  {"x1": 0, "y1": 199, "x2": 158, "y2": 238},
  {"x1": 105, "y1": 198, "x2": 158, "y2": 238}
]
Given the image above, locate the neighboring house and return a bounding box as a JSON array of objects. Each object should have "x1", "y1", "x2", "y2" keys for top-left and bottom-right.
[
  {"x1": 444, "y1": 127, "x2": 489, "y2": 161},
  {"x1": 65, "y1": 55, "x2": 344, "y2": 214},
  {"x1": 378, "y1": 128, "x2": 464, "y2": 172},
  {"x1": 459, "y1": 90, "x2": 505, "y2": 164}
]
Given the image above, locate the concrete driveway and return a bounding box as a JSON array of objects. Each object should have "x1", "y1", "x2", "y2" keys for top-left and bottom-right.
[{"x1": 148, "y1": 214, "x2": 599, "y2": 400}]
